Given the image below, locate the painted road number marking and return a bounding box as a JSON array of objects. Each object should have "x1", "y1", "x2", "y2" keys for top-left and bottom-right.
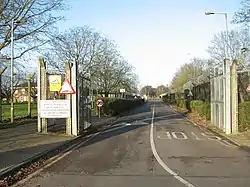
[
  {"x1": 172, "y1": 132, "x2": 188, "y2": 140},
  {"x1": 157, "y1": 131, "x2": 235, "y2": 148},
  {"x1": 158, "y1": 131, "x2": 221, "y2": 141}
]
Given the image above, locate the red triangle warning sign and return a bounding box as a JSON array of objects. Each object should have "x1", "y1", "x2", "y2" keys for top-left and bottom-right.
[
  {"x1": 247, "y1": 84, "x2": 250, "y2": 92},
  {"x1": 58, "y1": 79, "x2": 76, "y2": 94}
]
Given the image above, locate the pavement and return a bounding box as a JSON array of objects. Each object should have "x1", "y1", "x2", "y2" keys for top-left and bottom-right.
[
  {"x1": 13, "y1": 100, "x2": 250, "y2": 187},
  {"x1": 0, "y1": 114, "x2": 118, "y2": 176}
]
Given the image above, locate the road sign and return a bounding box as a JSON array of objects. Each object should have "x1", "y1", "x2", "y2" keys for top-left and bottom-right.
[
  {"x1": 96, "y1": 98, "x2": 104, "y2": 108},
  {"x1": 59, "y1": 79, "x2": 76, "y2": 94},
  {"x1": 39, "y1": 100, "x2": 70, "y2": 118},
  {"x1": 49, "y1": 75, "x2": 61, "y2": 92},
  {"x1": 247, "y1": 84, "x2": 250, "y2": 93},
  {"x1": 120, "y1": 89, "x2": 125, "y2": 93}
]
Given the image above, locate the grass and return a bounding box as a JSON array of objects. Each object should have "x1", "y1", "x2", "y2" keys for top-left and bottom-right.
[{"x1": 1, "y1": 103, "x2": 37, "y2": 120}]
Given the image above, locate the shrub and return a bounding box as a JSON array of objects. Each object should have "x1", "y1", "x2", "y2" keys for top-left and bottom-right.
[
  {"x1": 238, "y1": 102, "x2": 250, "y2": 132},
  {"x1": 176, "y1": 99, "x2": 185, "y2": 108},
  {"x1": 162, "y1": 97, "x2": 176, "y2": 104},
  {"x1": 94, "y1": 97, "x2": 144, "y2": 116},
  {"x1": 190, "y1": 100, "x2": 210, "y2": 120}
]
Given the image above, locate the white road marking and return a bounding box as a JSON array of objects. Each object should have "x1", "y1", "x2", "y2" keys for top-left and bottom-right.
[
  {"x1": 201, "y1": 133, "x2": 221, "y2": 140},
  {"x1": 157, "y1": 132, "x2": 172, "y2": 139},
  {"x1": 150, "y1": 103, "x2": 196, "y2": 187},
  {"x1": 169, "y1": 107, "x2": 236, "y2": 148},
  {"x1": 191, "y1": 132, "x2": 205, "y2": 140},
  {"x1": 165, "y1": 132, "x2": 172, "y2": 139},
  {"x1": 219, "y1": 140, "x2": 237, "y2": 148},
  {"x1": 172, "y1": 132, "x2": 188, "y2": 140}
]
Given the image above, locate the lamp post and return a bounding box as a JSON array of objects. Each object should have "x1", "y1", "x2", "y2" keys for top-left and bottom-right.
[
  {"x1": 205, "y1": 12, "x2": 229, "y2": 58},
  {"x1": 10, "y1": 19, "x2": 14, "y2": 123},
  {"x1": 10, "y1": 19, "x2": 25, "y2": 123},
  {"x1": 205, "y1": 11, "x2": 231, "y2": 134}
]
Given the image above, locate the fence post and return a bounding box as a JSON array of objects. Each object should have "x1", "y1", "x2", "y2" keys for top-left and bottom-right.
[
  {"x1": 210, "y1": 67, "x2": 215, "y2": 127},
  {"x1": 224, "y1": 58, "x2": 231, "y2": 134},
  {"x1": 65, "y1": 61, "x2": 72, "y2": 135},
  {"x1": 38, "y1": 57, "x2": 47, "y2": 133},
  {"x1": 71, "y1": 61, "x2": 78, "y2": 136},
  {"x1": 231, "y1": 59, "x2": 238, "y2": 133}
]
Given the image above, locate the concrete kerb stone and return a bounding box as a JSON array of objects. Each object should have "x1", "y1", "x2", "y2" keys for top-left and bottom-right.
[
  {"x1": 0, "y1": 117, "x2": 121, "y2": 182},
  {"x1": 206, "y1": 126, "x2": 243, "y2": 147},
  {"x1": 184, "y1": 115, "x2": 242, "y2": 147}
]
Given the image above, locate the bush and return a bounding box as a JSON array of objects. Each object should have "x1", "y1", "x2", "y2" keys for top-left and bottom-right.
[
  {"x1": 164, "y1": 98, "x2": 211, "y2": 120},
  {"x1": 176, "y1": 99, "x2": 185, "y2": 108},
  {"x1": 94, "y1": 97, "x2": 144, "y2": 116},
  {"x1": 162, "y1": 97, "x2": 176, "y2": 105},
  {"x1": 238, "y1": 102, "x2": 250, "y2": 132},
  {"x1": 190, "y1": 100, "x2": 210, "y2": 120}
]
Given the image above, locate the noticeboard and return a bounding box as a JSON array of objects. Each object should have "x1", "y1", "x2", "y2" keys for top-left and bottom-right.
[{"x1": 39, "y1": 99, "x2": 70, "y2": 118}]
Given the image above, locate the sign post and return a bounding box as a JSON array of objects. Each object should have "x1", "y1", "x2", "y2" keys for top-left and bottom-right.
[
  {"x1": 120, "y1": 88, "x2": 125, "y2": 98},
  {"x1": 96, "y1": 98, "x2": 104, "y2": 118}
]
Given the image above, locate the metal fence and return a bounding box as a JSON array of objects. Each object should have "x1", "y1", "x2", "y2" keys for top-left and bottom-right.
[
  {"x1": 78, "y1": 76, "x2": 91, "y2": 133},
  {"x1": 210, "y1": 68, "x2": 224, "y2": 131}
]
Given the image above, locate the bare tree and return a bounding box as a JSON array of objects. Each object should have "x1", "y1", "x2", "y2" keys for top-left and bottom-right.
[
  {"x1": 44, "y1": 26, "x2": 104, "y2": 75},
  {"x1": 46, "y1": 26, "x2": 139, "y2": 96},
  {"x1": 232, "y1": 0, "x2": 250, "y2": 27},
  {"x1": 0, "y1": 0, "x2": 67, "y2": 60},
  {"x1": 207, "y1": 29, "x2": 250, "y2": 67},
  {"x1": 140, "y1": 86, "x2": 153, "y2": 96},
  {"x1": 93, "y1": 42, "x2": 137, "y2": 97},
  {"x1": 1, "y1": 69, "x2": 26, "y2": 101}
]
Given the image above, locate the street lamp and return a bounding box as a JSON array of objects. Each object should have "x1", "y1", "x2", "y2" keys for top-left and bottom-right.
[
  {"x1": 205, "y1": 11, "x2": 229, "y2": 58},
  {"x1": 10, "y1": 18, "x2": 26, "y2": 123},
  {"x1": 205, "y1": 11, "x2": 232, "y2": 134}
]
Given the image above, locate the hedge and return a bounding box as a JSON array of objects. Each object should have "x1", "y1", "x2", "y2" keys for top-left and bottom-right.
[
  {"x1": 238, "y1": 102, "x2": 250, "y2": 132},
  {"x1": 162, "y1": 98, "x2": 210, "y2": 120},
  {"x1": 163, "y1": 97, "x2": 250, "y2": 132},
  {"x1": 190, "y1": 100, "x2": 210, "y2": 120},
  {"x1": 94, "y1": 97, "x2": 144, "y2": 116}
]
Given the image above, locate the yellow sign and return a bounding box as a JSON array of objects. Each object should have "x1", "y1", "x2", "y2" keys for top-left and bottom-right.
[{"x1": 49, "y1": 75, "x2": 62, "y2": 91}]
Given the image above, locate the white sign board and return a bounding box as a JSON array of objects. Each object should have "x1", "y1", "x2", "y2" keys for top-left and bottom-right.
[
  {"x1": 40, "y1": 100, "x2": 70, "y2": 118},
  {"x1": 120, "y1": 89, "x2": 125, "y2": 93}
]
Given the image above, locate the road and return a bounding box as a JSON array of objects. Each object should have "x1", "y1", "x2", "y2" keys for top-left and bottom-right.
[{"x1": 17, "y1": 100, "x2": 250, "y2": 187}]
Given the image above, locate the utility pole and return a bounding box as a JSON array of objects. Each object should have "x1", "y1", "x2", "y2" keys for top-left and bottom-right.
[{"x1": 10, "y1": 19, "x2": 14, "y2": 123}]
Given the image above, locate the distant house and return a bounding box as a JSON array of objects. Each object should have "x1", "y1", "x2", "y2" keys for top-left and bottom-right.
[
  {"x1": 159, "y1": 92, "x2": 168, "y2": 98},
  {"x1": 13, "y1": 82, "x2": 37, "y2": 103}
]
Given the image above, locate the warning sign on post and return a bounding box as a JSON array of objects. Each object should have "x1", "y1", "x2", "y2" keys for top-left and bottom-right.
[
  {"x1": 39, "y1": 100, "x2": 70, "y2": 118},
  {"x1": 49, "y1": 75, "x2": 62, "y2": 92}
]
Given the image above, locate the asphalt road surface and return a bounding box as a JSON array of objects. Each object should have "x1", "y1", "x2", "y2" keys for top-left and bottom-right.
[{"x1": 18, "y1": 100, "x2": 250, "y2": 187}]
